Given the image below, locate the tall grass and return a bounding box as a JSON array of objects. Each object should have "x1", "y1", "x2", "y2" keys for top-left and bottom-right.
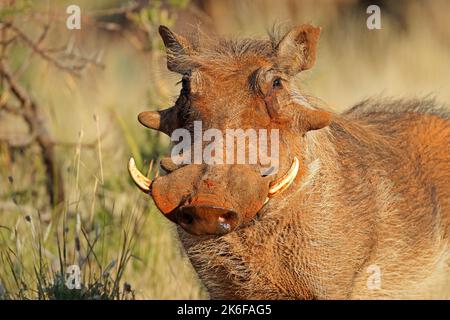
[{"x1": 0, "y1": 119, "x2": 140, "y2": 299}]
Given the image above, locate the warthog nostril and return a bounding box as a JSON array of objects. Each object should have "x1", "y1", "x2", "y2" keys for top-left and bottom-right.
[
  {"x1": 175, "y1": 206, "x2": 240, "y2": 235},
  {"x1": 179, "y1": 210, "x2": 194, "y2": 225}
]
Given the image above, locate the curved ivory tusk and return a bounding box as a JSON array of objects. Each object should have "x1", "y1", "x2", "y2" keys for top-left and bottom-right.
[
  {"x1": 128, "y1": 157, "x2": 152, "y2": 192},
  {"x1": 268, "y1": 157, "x2": 299, "y2": 198}
]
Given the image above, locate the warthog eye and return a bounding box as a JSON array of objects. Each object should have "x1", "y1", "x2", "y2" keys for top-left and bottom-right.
[{"x1": 272, "y1": 77, "x2": 282, "y2": 89}]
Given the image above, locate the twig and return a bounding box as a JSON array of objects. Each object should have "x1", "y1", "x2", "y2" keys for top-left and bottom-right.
[
  {"x1": 0, "y1": 102, "x2": 23, "y2": 116},
  {"x1": 9, "y1": 24, "x2": 82, "y2": 76},
  {"x1": 0, "y1": 35, "x2": 17, "y2": 47},
  {"x1": 0, "y1": 132, "x2": 37, "y2": 148},
  {"x1": 13, "y1": 23, "x2": 50, "y2": 79},
  {"x1": 10, "y1": 23, "x2": 105, "y2": 77},
  {"x1": 0, "y1": 61, "x2": 64, "y2": 205}
]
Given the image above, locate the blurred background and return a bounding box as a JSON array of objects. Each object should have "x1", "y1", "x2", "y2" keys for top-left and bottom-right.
[{"x1": 0, "y1": 0, "x2": 449, "y2": 299}]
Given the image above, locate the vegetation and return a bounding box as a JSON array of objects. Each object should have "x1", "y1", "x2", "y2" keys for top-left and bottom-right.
[{"x1": 0, "y1": 0, "x2": 202, "y2": 300}]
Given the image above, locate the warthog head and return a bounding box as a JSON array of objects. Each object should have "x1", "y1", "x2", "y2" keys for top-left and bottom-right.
[{"x1": 129, "y1": 24, "x2": 331, "y2": 236}]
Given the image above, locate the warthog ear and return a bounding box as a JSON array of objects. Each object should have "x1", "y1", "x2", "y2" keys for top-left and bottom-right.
[
  {"x1": 280, "y1": 103, "x2": 331, "y2": 132},
  {"x1": 275, "y1": 24, "x2": 321, "y2": 75},
  {"x1": 301, "y1": 107, "x2": 332, "y2": 132},
  {"x1": 159, "y1": 25, "x2": 195, "y2": 74}
]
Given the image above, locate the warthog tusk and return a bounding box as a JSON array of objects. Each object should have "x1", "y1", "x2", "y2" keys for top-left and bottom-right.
[
  {"x1": 267, "y1": 157, "x2": 299, "y2": 199},
  {"x1": 128, "y1": 157, "x2": 151, "y2": 192}
]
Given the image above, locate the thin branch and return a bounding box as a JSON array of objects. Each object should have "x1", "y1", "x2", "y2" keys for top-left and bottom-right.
[
  {"x1": 1, "y1": 60, "x2": 65, "y2": 205},
  {"x1": 0, "y1": 133, "x2": 37, "y2": 148},
  {"x1": 9, "y1": 23, "x2": 105, "y2": 77},
  {"x1": 0, "y1": 35, "x2": 17, "y2": 47},
  {"x1": 0, "y1": 59, "x2": 30, "y2": 106},
  {"x1": 0, "y1": 102, "x2": 23, "y2": 116},
  {"x1": 13, "y1": 23, "x2": 50, "y2": 79},
  {"x1": 10, "y1": 24, "x2": 82, "y2": 76}
]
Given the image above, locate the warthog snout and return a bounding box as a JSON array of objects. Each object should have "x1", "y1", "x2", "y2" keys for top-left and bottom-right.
[
  {"x1": 148, "y1": 163, "x2": 270, "y2": 236},
  {"x1": 128, "y1": 157, "x2": 300, "y2": 236}
]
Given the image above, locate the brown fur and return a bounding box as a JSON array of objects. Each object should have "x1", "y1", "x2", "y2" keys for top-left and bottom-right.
[
  {"x1": 180, "y1": 99, "x2": 450, "y2": 299},
  {"x1": 141, "y1": 25, "x2": 450, "y2": 299}
]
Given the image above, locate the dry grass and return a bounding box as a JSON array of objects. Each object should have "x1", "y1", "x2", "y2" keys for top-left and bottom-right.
[{"x1": 0, "y1": 0, "x2": 449, "y2": 299}]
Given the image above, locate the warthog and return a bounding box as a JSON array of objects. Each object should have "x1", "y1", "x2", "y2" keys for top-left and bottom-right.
[{"x1": 129, "y1": 24, "x2": 450, "y2": 299}]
